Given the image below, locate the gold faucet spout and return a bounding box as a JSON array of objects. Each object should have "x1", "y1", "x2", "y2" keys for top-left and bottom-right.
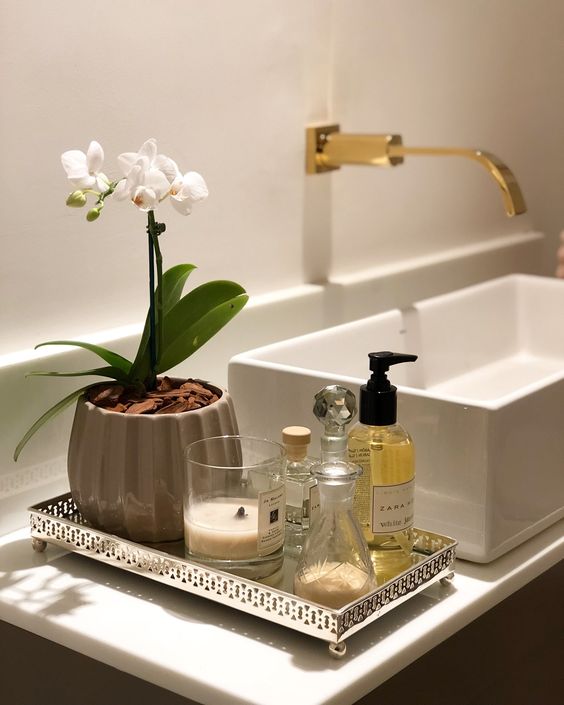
[
  {"x1": 306, "y1": 125, "x2": 526, "y2": 217},
  {"x1": 388, "y1": 144, "x2": 526, "y2": 217}
]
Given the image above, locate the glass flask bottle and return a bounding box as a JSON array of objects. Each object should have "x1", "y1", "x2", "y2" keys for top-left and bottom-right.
[{"x1": 293, "y1": 459, "x2": 376, "y2": 609}]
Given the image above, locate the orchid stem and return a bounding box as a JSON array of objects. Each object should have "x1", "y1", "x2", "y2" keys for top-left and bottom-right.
[
  {"x1": 147, "y1": 220, "x2": 157, "y2": 390},
  {"x1": 147, "y1": 211, "x2": 165, "y2": 391}
]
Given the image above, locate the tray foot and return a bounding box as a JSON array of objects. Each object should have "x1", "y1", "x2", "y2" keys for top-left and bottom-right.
[
  {"x1": 31, "y1": 537, "x2": 47, "y2": 553},
  {"x1": 328, "y1": 641, "x2": 347, "y2": 659},
  {"x1": 440, "y1": 571, "x2": 455, "y2": 586}
]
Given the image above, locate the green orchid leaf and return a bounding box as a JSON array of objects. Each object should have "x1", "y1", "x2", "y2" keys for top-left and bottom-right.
[
  {"x1": 26, "y1": 366, "x2": 129, "y2": 382},
  {"x1": 157, "y1": 282, "x2": 248, "y2": 373},
  {"x1": 129, "y1": 264, "x2": 197, "y2": 383},
  {"x1": 162, "y1": 281, "x2": 247, "y2": 350},
  {"x1": 13, "y1": 385, "x2": 93, "y2": 462},
  {"x1": 161, "y1": 264, "x2": 199, "y2": 313},
  {"x1": 35, "y1": 341, "x2": 132, "y2": 375}
]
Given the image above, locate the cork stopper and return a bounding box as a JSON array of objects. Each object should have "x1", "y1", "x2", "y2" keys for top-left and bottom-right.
[
  {"x1": 283, "y1": 426, "x2": 311, "y2": 445},
  {"x1": 282, "y1": 426, "x2": 311, "y2": 460}
]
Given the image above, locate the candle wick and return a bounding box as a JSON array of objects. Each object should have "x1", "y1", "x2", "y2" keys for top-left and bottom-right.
[{"x1": 235, "y1": 506, "x2": 247, "y2": 518}]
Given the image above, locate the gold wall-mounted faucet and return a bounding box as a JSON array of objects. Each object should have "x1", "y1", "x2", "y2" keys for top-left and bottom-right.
[{"x1": 306, "y1": 125, "x2": 526, "y2": 217}]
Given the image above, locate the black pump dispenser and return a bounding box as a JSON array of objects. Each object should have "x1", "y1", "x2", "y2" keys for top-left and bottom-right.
[{"x1": 360, "y1": 351, "x2": 418, "y2": 426}]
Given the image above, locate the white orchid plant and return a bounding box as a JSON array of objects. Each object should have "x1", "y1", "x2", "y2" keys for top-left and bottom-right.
[{"x1": 14, "y1": 138, "x2": 247, "y2": 460}]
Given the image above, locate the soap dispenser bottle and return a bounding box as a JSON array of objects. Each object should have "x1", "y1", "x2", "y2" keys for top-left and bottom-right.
[{"x1": 348, "y1": 351, "x2": 418, "y2": 582}]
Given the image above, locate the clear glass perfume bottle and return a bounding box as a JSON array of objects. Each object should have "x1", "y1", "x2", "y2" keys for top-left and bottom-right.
[
  {"x1": 293, "y1": 460, "x2": 376, "y2": 609},
  {"x1": 283, "y1": 426, "x2": 319, "y2": 553}
]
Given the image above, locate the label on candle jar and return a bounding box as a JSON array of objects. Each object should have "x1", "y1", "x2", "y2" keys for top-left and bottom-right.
[{"x1": 257, "y1": 485, "x2": 286, "y2": 555}]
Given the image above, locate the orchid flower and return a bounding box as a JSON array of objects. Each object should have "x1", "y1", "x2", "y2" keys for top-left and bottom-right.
[
  {"x1": 61, "y1": 137, "x2": 208, "y2": 216},
  {"x1": 118, "y1": 138, "x2": 180, "y2": 184},
  {"x1": 61, "y1": 141, "x2": 109, "y2": 192},
  {"x1": 114, "y1": 161, "x2": 171, "y2": 212},
  {"x1": 170, "y1": 171, "x2": 209, "y2": 215},
  {"x1": 114, "y1": 138, "x2": 184, "y2": 211}
]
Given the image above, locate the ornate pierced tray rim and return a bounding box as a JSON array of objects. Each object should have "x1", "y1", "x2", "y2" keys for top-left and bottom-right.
[{"x1": 29, "y1": 493, "x2": 457, "y2": 653}]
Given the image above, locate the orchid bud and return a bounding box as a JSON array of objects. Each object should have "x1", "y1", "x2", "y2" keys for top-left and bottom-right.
[
  {"x1": 86, "y1": 206, "x2": 102, "y2": 222},
  {"x1": 66, "y1": 190, "x2": 87, "y2": 208}
]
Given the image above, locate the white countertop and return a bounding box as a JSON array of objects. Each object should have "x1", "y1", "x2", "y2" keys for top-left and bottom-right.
[{"x1": 0, "y1": 520, "x2": 562, "y2": 705}]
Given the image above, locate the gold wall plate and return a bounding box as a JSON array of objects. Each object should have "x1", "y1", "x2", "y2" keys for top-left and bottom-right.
[{"x1": 305, "y1": 124, "x2": 340, "y2": 174}]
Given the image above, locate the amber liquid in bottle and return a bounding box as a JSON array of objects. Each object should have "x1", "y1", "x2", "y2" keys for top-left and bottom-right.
[{"x1": 348, "y1": 422, "x2": 415, "y2": 584}]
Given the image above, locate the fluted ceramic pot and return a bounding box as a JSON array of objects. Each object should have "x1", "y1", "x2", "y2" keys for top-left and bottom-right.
[{"x1": 67, "y1": 381, "x2": 238, "y2": 543}]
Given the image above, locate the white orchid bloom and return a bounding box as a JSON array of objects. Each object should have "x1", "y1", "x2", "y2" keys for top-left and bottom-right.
[
  {"x1": 118, "y1": 138, "x2": 180, "y2": 184},
  {"x1": 170, "y1": 171, "x2": 209, "y2": 215},
  {"x1": 61, "y1": 141, "x2": 109, "y2": 192},
  {"x1": 115, "y1": 138, "x2": 182, "y2": 212},
  {"x1": 114, "y1": 160, "x2": 171, "y2": 212}
]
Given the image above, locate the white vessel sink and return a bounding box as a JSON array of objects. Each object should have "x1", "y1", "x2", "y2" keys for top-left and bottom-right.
[{"x1": 229, "y1": 275, "x2": 564, "y2": 562}]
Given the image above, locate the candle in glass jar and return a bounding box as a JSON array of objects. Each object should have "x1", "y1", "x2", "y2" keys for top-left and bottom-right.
[{"x1": 185, "y1": 497, "x2": 259, "y2": 560}]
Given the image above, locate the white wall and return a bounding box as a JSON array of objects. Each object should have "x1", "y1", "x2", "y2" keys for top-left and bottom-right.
[
  {"x1": 0, "y1": 0, "x2": 330, "y2": 355},
  {"x1": 2, "y1": 1, "x2": 563, "y2": 358},
  {"x1": 327, "y1": 0, "x2": 564, "y2": 278}
]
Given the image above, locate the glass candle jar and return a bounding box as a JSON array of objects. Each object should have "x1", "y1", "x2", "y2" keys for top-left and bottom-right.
[{"x1": 184, "y1": 435, "x2": 286, "y2": 580}]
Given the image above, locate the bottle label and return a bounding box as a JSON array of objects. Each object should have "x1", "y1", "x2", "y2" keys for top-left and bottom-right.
[
  {"x1": 258, "y1": 485, "x2": 286, "y2": 555},
  {"x1": 348, "y1": 446, "x2": 371, "y2": 522},
  {"x1": 371, "y1": 479, "x2": 415, "y2": 534},
  {"x1": 309, "y1": 483, "x2": 320, "y2": 523}
]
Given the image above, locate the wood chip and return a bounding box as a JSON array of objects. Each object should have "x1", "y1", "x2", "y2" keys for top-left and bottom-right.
[
  {"x1": 89, "y1": 384, "x2": 125, "y2": 405},
  {"x1": 191, "y1": 395, "x2": 209, "y2": 406},
  {"x1": 146, "y1": 390, "x2": 187, "y2": 399},
  {"x1": 104, "y1": 402, "x2": 127, "y2": 414},
  {"x1": 158, "y1": 376, "x2": 174, "y2": 392},
  {"x1": 155, "y1": 400, "x2": 190, "y2": 414},
  {"x1": 180, "y1": 381, "x2": 215, "y2": 399},
  {"x1": 125, "y1": 399, "x2": 158, "y2": 415}
]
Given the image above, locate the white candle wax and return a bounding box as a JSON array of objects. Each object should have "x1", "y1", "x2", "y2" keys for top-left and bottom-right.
[{"x1": 185, "y1": 498, "x2": 259, "y2": 560}]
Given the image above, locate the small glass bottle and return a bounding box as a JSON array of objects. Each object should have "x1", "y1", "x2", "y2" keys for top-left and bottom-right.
[
  {"x1": 294, "y1": 460, "x2": 376, "y2": 609},
  {"x1": 283, "y1": 426, "x2": 319, "y2": 553}
]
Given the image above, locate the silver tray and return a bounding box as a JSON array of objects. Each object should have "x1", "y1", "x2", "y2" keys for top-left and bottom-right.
[{"x1": 29, "y1": 492, "x2": 457, "y2": 657}]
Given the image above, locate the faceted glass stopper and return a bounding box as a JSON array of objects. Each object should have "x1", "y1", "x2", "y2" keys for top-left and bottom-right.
[{"x1": 313, "y1": 385, "x2": 357, "y2": 429}]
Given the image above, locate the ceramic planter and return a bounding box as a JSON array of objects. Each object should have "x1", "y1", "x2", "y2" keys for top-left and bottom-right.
[{"x1": 67, "y1": 381, "x2": 238, "y2": 543}]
